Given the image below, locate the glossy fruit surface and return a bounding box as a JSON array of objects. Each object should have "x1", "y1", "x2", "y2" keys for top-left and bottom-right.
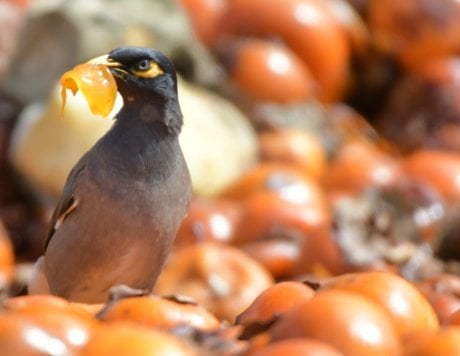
[
  {"x1": 221, "y1": 162, "x2": 313, "y2": 201},
  {"x1": 322, "y1": 272, "x2": 439, "y2": 338},
  {"x1": 100, "y1": 295, "x2": 219, "y2": 331},
  {"x1": 270, "y1": 289, "x2": 401, "y2": 355},
  {"x1": 219, "y1": 0, "x2": 350, "y2": 102},
  {"x1": 247, "y1": 338, "x2": 342, "y2": 356},
  {"x1": 236, "y1": 281, "x2": 314, "y2": 326},
  {"x1": 326, "y1": 141, "x2": 402, "y2": 194},
  {"x1": 368, "y1": 0, "x2": 460, "y2": 70},
  {"x1": 179, "y1": 0, "x2": 227, "y2": 45},
  {"x1": 175, "y1": 198, "x2": 240, "y2": 248},
  {"x1": 229, "y1": 39, "x2": 315, "y2": 103},
  {"x1": 404, "y1": 150, "x2": 460, "y2": 201},
  {"x1": 258, "y1": 129, "x2": 327, "y2": 179},
  {"x1": 404, "y1": 326, "x2": 460, "y2": 356},
  {"x1": 154, "y1": 242, "x2": 273, "y2": 322},
  {"x1": 82, "y1": 322, "x2": 195, "y2": 356},
  {"x1": 0, "y1": 222, "x2": 13, "y2": 285}
]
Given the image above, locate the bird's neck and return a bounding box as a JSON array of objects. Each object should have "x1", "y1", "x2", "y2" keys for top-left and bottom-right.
[
  {"x1": 92, "y1": 108, "x2": 183, "y2": 186},
  {"x1": 116, "y1": 93, "x2": 183, "y2": 135}
]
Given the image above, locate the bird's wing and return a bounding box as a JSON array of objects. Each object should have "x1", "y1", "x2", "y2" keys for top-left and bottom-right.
[{"x1": 43, "y1": 159, "x2": 86, "y2": 251}]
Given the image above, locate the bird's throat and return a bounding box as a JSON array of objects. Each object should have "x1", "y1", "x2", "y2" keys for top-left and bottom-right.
[{"x1": 117, "y1": 98, "x2": 183, "y2": 136}]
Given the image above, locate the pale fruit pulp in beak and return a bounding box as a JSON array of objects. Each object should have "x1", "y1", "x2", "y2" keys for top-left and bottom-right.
[{"x1": 60, "y1": 57, "x2": 118, "y2": 118}]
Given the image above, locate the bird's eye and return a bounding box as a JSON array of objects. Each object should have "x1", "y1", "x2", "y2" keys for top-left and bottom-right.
[
  {"x1": 136, "y1": 59, "x2": 151, "y2": 71},
  {"x1": 131, "y1": 60, "x2": 163, "y2": 78}
]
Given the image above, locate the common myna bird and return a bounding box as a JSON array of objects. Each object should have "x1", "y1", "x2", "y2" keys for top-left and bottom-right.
[{"x1": 28, "y1": 47, "x2": 192, "y2": 303}]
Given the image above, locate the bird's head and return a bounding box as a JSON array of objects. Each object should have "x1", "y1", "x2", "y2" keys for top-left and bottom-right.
[{"x1": 89, "y1": 47, "x2": 182, "y2": 134}]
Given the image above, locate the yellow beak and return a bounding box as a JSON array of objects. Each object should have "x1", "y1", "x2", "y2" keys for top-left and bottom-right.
[
  {"x1": 87, "y1": 54, "x2": 122, "y2": 68},
  {"x1": 87, "y1": 54, "x2": 128, "y2": 79}
]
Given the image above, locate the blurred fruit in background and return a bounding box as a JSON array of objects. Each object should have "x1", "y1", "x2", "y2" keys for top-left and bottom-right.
[{"x1": 1, "y1": 0, "x2": 460, "y2": 354}]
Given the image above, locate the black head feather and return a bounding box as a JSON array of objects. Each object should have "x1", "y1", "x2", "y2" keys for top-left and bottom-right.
[{"x1": 107, "y1": 47, "x2": 182, "y2": 134}]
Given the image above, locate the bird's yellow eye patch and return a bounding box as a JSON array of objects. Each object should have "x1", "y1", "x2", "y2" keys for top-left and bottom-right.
[
  {"x1": 60, "y1": 63, "x2": 117, "y2": 118},
  {"x1": 132, "y1": 61, "x2": 164, "y2": 78}
]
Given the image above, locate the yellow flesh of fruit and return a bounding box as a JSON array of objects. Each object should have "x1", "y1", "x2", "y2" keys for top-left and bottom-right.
[{"x1": 60, "y1": 63, "x2": 117, "y2": 118}]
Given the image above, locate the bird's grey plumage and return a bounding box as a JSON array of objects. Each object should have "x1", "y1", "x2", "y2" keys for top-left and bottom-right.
[{"x1": 32, "y1": 47, "x2": 192, "y2": 303}]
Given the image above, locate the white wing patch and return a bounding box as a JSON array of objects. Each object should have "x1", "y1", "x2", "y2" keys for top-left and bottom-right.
[{"x1": 54, "y1": 198, "x2": 79, "y2": 231}]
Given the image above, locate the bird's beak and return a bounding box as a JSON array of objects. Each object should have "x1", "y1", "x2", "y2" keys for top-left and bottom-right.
[
  {"x1": 87, "y1": 55, "x2": 126, "y2": 78},
  {"x1": 87, "y1": 54, "x2": 119, "y2": 67}
]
